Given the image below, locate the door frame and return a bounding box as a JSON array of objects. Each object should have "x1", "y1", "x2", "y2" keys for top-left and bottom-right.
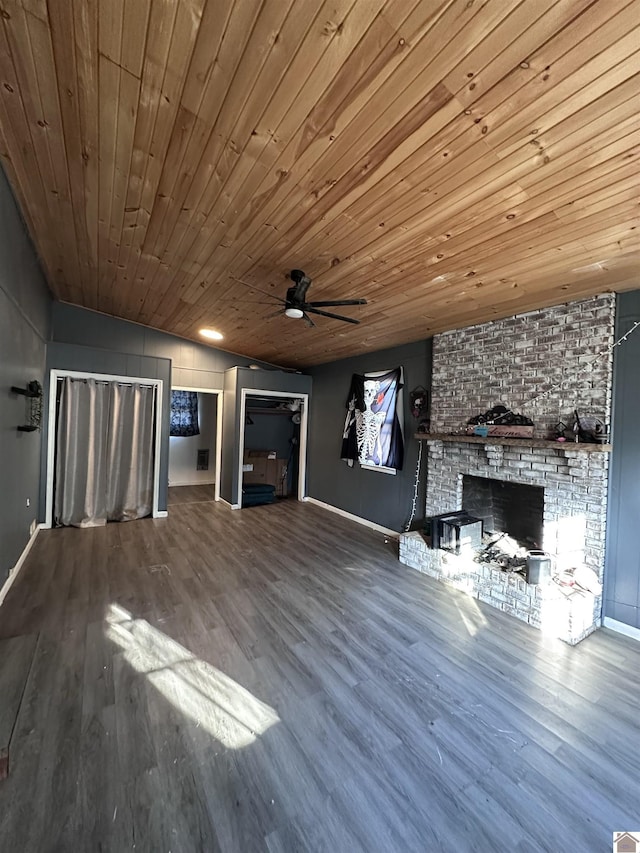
[
  {"x1": 169, "y1": 385, "x2": 223, "y2": 502},
  {"x1": 44, "y1": 369, "x2": 164, "y2": 528},
  {"x1": 237, "y1": 388, "x2": 309, "y2": 507}
]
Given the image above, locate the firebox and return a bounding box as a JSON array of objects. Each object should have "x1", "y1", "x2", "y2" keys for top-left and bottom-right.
[{"x1": 462, "y1": 475, "x2": 544, "y2": 549}]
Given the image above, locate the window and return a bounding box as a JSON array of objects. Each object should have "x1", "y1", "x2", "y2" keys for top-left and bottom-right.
[{"x1": 170, "y1": 390, "x2": 200, "y2": 437}]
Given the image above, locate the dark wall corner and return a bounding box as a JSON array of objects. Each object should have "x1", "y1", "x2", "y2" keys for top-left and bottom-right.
[
  {"x1": 0, "y1": 167, "x2": 52, "y2": 582},
  {"x1": 604, "y1": 290, "x2": 640, "y2": 630}
]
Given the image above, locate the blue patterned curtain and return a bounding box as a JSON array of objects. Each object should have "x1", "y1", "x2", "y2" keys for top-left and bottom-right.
[{"x1": 170, "y1": 390, "x2": 200, "y2": 437}]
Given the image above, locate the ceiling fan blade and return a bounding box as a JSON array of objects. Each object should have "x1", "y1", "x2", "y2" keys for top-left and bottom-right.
[
  {"x1": 230, "y1": 277, "x2": 285, "y2": 303},
  {"x1": 305, "y1": 307, "x2": 360, "y2": 325},
  {"x1": 306, "y1": 299, "x2": 367, "y2": 308},
  {"x1": 303, "y1": 312, "x2": 316, "y2": 328},
  {"x1": 264, "y1": 307, "x2": 285, "y2": 319}
]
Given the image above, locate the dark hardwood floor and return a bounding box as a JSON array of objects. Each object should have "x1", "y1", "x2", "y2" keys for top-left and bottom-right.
[
  {"x1": 0, "y1": 500, "x2": 638, "y2": 852},
  {"x1": 167, "y1": 484, "x2": 216, "y2": 505}
]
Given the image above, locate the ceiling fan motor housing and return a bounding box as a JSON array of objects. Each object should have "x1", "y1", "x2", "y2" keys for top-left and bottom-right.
[
  {"x1": 255, "y1": 268, "x2": 366, "y2": 323},
  {"x1": 288, "y1": 270, "x2": 312, "y2": 304},
  {"x1": 286, "y1": 285, "x2": 300, "y2": 305}
]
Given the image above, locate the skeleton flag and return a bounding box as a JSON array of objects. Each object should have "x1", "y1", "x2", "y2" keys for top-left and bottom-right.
[{"x1": 341, "y1": 368, "x2": 404, "y2": 470}]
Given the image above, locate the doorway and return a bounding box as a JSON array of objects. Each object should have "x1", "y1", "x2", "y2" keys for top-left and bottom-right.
[
  {"x1": 168, "y1": 386, "x2": 223, "y2": 507},
  {"x1": 237, "y1": 388, "x2": 308, "y2": 508}
]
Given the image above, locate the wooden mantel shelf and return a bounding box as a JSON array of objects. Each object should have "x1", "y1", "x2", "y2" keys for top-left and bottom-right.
[{"x1": 414, "y1": 433, "x2": 612, "y2": 452}]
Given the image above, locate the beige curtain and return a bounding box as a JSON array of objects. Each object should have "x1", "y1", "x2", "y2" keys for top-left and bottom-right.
[{"x1": 54, "y1": 377, "x2": 156, "y2": 527}]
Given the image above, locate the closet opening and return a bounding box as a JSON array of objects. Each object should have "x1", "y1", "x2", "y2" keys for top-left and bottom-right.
[
  {"x1": 237, "y1": 389, "x2": 308, "y2": 509},
  {"x1": 45, "y1": 370, "x2": 163, "y2": 528}
]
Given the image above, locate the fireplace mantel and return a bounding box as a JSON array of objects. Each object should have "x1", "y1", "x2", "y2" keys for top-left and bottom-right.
[{"x1": 415, "y1": 433, "x2": 612, "y2": 453}]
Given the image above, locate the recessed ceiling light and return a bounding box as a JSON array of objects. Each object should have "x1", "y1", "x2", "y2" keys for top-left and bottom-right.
[{"x1": 199, "y1": 328, "x2": 223, "y2": 341}]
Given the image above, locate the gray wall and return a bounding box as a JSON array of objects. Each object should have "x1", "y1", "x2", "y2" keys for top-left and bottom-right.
[
  {"x1": 51, "y1": 302, "x2": 279, "y2": 388},
  {"x1": 222, "y1": 370, "x2": 237, "y2": 503},
  {"x1": 244, "y1": 409, "x2": 296, "y2": 460},
  {"x1": 605, "y1": 290, "x2": 640, "y2": 629},
  {"x1": 307, "y1": 340, "x2": 431, "y2": 532},
  {"x1": 0, "y1": 169, "x2": 51, "y2": 581}
]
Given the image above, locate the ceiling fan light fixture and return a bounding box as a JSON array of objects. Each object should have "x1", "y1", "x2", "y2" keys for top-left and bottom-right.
[
  {"x1": 285, "y1": 307, "x2": 304, "y2": 319},
  {"x1": 199, "y1": 328, "x2": 224, "y2": 340}
]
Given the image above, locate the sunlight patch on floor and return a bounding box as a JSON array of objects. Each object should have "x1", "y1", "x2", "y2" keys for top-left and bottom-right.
[
  {"x1": 105, "y1": 603, "x2": 279, "y2": 748},
  {"x1": 456, "y1": 596, "x2": 488, "y2": 637}
]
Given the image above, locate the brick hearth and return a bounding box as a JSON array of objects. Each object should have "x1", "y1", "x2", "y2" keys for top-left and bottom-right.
[{"x1": 399, "y1": 531, "x2": 598, "y2": 645}]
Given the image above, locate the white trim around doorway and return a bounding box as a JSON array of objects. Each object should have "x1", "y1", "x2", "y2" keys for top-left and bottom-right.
[
  {"x1": 169, "y1": 386, "x2": 223, "y2": 503},
  {"x1": 237, "y1": 388, "x2": 309, "y2": 509}
]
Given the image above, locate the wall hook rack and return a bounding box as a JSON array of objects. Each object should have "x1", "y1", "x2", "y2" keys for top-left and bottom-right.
[{"x1": 11, "y1": 381, "x2": 42, "y2": 431}]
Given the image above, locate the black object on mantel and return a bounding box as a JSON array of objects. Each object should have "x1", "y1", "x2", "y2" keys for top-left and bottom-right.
[
  {"x1": 467, "y1": 404, "x2": 534, "y2": 427},
  {"x1": 572, "y1": 409, "x2": 609, "y2": 444}
]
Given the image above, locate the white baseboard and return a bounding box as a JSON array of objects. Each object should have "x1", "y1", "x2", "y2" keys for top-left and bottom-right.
[
  {"x1": 304, "y1": 497, "x2": 399, "y2": 538},
  {"x1": 603, "y1": 617, "x2": 640, "y2": 642},
  {"x1": 219, "y1": 497, "x2": 240, "y2": 510},
  {"x1": 153, "y1": 510, "x2": 168, "y2": 518},
  {"x1": 0, "y1": 523, "x2": 44, "y2": 608}
]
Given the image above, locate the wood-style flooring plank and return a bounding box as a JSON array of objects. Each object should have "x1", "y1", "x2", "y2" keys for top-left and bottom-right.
[
  {"x1": 0, "y1": 500, "x2": 638, "y2": 852},
  {"x1": 167, "y1": 484, "x2": 216, "y2": 505},
  {"x1": 0, "y1": 634, "x2": 36, "y2": 778}
]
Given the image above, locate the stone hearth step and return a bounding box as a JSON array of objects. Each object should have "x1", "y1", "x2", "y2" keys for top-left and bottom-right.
[{"x1": 399, "y1": 531, "x2": 598, "y2": 645}]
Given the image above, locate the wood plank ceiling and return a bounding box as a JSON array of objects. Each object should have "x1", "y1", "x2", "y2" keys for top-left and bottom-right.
[{"x1": 0, "y1": 0, "x2": 638, "y2": 367}]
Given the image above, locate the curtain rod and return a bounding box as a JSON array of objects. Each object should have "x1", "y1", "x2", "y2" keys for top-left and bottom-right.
[
  {"x1": 58, "y1": 377, "x2": 155, "y2": 389},
  {"x1": 247, "y1": 395, "x2": 304, "y2": 403}
]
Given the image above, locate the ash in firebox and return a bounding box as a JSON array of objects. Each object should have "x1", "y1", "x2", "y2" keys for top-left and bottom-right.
[{"x1": 475, "y1": 531, "x2": 531, "y2": 574}]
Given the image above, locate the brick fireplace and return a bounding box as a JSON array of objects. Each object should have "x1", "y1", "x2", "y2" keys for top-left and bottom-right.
[{"x1": 399, "y1": 295, "x2": 615, "y2": 644}]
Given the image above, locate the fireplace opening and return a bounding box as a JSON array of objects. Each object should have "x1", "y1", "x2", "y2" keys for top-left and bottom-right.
[{"x1": 462, "y1": 475, "x2": 544, "y2": 550}]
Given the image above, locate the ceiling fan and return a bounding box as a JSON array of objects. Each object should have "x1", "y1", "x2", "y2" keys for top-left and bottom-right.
[{"x1": 232, "y1": 270, "x2": 367, "y2": 327}]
